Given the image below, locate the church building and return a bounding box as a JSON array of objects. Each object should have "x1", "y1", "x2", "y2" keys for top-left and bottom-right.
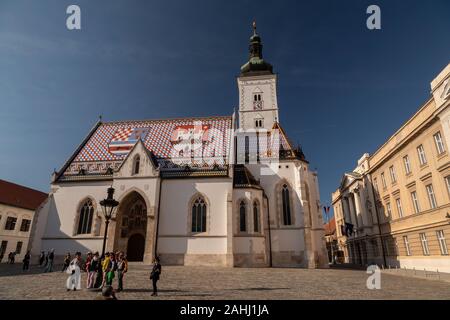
[{"x1": 31, "y1": 25, "x2": 328, "y2": 268}]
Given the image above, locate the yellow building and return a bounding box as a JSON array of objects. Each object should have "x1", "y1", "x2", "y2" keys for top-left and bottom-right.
[
  {"x1": 0, "y1": 180, "x2": 47, "y2": 263},
  {"x1": 332, "y1": 63, "x2": 450, "y2": 273}
]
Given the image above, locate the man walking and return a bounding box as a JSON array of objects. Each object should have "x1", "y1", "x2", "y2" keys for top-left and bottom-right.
[
  {"x1": 44, "y1": 249, "x2": 55, "y2": 273},
  {"x1": 22, "y1": 251, "x2": 31, "y2": 271},
  {"x1": 150, "y1": 256, "x2": 161, "y2": 297}
]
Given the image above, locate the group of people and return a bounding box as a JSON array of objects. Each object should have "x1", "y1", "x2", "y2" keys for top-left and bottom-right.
[
  {"x1": 5, "y1": 248, "x2": 162, "y2": 298},
  {"x1": 62, "y1": 251, "x2": 162, "y2": 297},
  {"x1": 38, "y1": 249, "x2": 55, "y2": 272}
]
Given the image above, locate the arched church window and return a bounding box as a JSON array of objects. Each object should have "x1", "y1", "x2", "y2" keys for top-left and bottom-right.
[
  {"x1": 191, "y1": 197, "x2": 207, "y2": 233},
  {"x1": 253, "y1": 201, "x2": 260, "y2": 232},
  {"x1": 133, "y1": 155, "x2": 140, "y2": 175},
  {"x1": 77, "y1": 199, "x2": 94, "y2": 235},
  {"x1": 239, "y1": 200, "x2": 247, "y2": 232},
  {"x1": 282, "y1": 184, "x2": 292, "y2": 225}
]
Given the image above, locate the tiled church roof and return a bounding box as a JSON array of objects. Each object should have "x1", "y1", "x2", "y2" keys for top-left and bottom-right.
[{"x1": 57, "y1": 116, "x2": 233, "y2": 180}]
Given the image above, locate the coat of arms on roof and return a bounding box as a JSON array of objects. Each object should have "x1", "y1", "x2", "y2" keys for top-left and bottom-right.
[{"x1": 108, "y1": 127, "x2": 150, "y2": 155}]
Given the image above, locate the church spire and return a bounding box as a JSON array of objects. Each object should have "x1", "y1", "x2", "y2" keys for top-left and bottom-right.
[{"x1": 240, "y1": 21, "x2": 273, "y2": 76}]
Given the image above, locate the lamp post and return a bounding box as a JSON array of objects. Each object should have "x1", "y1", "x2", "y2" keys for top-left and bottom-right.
[{"x1": 94, "y1": 187, "x2": 119, "y2": 289}]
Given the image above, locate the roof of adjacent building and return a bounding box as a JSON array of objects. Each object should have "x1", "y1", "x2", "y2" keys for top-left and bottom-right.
[
  {"x1": 0, "y1": 179, "x2": 48, "y2": 210},
  {"x1": 324, "y1": 216, "x2": 336, "y2": 236},
  {"x1": 57, "y1": 116, "x2": 233, "y2": 181}
]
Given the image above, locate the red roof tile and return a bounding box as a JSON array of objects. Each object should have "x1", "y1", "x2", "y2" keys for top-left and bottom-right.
[
  {"x1": 0, "y1": 179, "x2": 48, "y2": 210},
  {"x1": 324, "y1": 216, "x2": 336, "y2": 236}
]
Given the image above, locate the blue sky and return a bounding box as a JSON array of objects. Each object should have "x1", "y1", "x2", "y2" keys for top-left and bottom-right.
[{"x1": 0, "y1": 1, "x2": 449, "y2": 220}]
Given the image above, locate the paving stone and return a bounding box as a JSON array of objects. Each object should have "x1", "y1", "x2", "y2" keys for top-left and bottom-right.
[{"x1": 0, "y1": 263, "x2": 449, "y2": 300}]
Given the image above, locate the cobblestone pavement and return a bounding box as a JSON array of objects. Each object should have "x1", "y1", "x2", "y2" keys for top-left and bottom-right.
[{"x1": 0, "y1": 263, "x2": 449, "y2": 300}]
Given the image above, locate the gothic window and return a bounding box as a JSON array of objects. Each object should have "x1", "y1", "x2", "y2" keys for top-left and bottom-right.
[
  {"x1": 239, "y1": 200, "x2": 247, "y2": 232},
  {"x1": 282, "y1": 184, "x2": 292, "y2": 225},
  {"x1": 77, "y1": 199, "x2": 94, "y2": 235},
  {"x1": 133, "y1": 155, "x2": 140, "y2": 175},
  {"x1": 191, "y1": 196, "x2": 207, "y2": 233},
  {"x1": 253, "y1": 201, "x2": 260, "y2": 232}
]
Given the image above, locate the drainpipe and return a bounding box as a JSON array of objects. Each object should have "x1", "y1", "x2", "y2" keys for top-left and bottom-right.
[
  {"x1": 263, "y1": 190, "x2": 273, "y2": 267},
  {"x1": 368, "y1": 175, "x2": 387, "y2": 268}
]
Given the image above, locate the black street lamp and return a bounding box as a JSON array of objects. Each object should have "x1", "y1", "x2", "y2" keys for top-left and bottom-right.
[
  {"x1": 99, "y1": 187, "x2": 119, "y2": 258},
  {"x1": 94, "y1": 187, "x2": 119, "y2": 289}
]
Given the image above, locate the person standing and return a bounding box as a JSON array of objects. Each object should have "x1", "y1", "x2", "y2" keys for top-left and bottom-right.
[
  {"x1": 22, "y1": 251, "x2": 31, "y2": 271},
  {"x1": 44, "y1": 249, "x2": 55, "y2": 273},
  {"x1": 105, "y1": 252, "x2": 117, "y2": 287},
  {"x1": 39, "y1": 251, "x2": 45, "y2": 266},
  {"x1": 62, "y1": 253, "x2": 71, "y2": 272},
  {"x1": 101, "y1": 252, "x2": 111, "y2": 288},
  {"x1": 87, "y1": 252, "x2": 99, "y2": 289},
  {"x1": 116, "y1": 252, "x2": 128, "y2": 292},
  {"x1": 66, "y1": 252, "x2": 82, "y2": 291},
  {"x1": 150, "y1": 256, "x2": 161, "y2": 297}
]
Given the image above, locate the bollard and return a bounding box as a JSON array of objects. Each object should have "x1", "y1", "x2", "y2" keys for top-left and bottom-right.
[
  {"x1": 413, "y1": 267, "x2": 416, "y2": 275},
  {"x1": 437, "y1": 269, "x2": 440, "y2": 280},
  {"x1": 424, "y1": 268, "x2": 427, "y2": 277}
]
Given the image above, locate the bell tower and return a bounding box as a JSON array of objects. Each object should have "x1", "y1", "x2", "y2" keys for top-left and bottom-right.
[{"x1": 238, "y1": 22, "x2": 279, "y2": 131}]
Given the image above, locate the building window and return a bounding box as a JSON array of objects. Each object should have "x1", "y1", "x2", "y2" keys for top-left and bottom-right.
[
  {"x1": 389, "y1": 165, "x2": 397, "y2": 183},
  {"x1": 373, "y1": 178, "x2": 378, "y2": 193},
  {"x1": 20, "y1": 219, "x2": 31, "y2": 232},
  {"x1": 4, "y1": 217, "x2": 17, "y2": 231},
  {"x1": 410, "y1": 191, "x2": 420, "y2": 214},
  {"x1": 445, "y1": 176, "x2": 450, "y2": 198},
  {"x1": 244, "y1": 136, "x2": 249, "y2": 164},
  {"x1": 0, "y1": 241, "x2": 7, "y2": 258},
  {"x1": 253, "y1": 201, "x2": 260, "y2": 232},
  {"x1": 133, "y1": 155, "x2": 140, "y2": 175},
  {"x1": 395, "y1": 198, "x2": 403, "y2": 218},
  {"x1": 15, "y1": 241, "x2": 23, "y2": 254},
  {"x1": 426, "y1": 184, "x2": 437, "y2": 209},
  {"x1": 77, "y1": 199, "x2": 94, "y2": 235},
  {"x1": 191, "y1": 196, "x2": 207, "y2": 233},
  {"x1": 282, "y1": 184, "x2": 292, "y2": 225},
  {"x1": 239, "y1": 201, "x2": 247, "y2": 232},
  {"x1": 436, "y1": 230, "x2": 448, "y2": 255},
  {"x1": 386, "y1": 202, "x2": 392, "y2": 220},
  {"x1": 381, "y1": 172, "x2": 387, "y2": 189},
  {"x1": 255, "y1": 119, "x2": 263, "y2": 128},
  {"x1": 403, "y1": 155, "x2": 411, "y2": 175},
  {"x1": 403, "y1": 236, "x2": 411, "y2": 256},
  {"x1": 417, "y1": 144, "x2": 427, "y2": 166},
  {"x1": 420, "y1": 233, "x2": 430, "y2": 256},
  {"x1": 433, "y1": 131, "x2": 445, "y2": 155}
]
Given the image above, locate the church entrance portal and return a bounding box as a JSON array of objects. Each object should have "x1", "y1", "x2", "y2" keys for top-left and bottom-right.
[
  {"x1": 112, "y1": 191, "x2": 149, "y2": 262},
  {"x1": 127, "y1": 233, "x2": 145, "y2": 261}
]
